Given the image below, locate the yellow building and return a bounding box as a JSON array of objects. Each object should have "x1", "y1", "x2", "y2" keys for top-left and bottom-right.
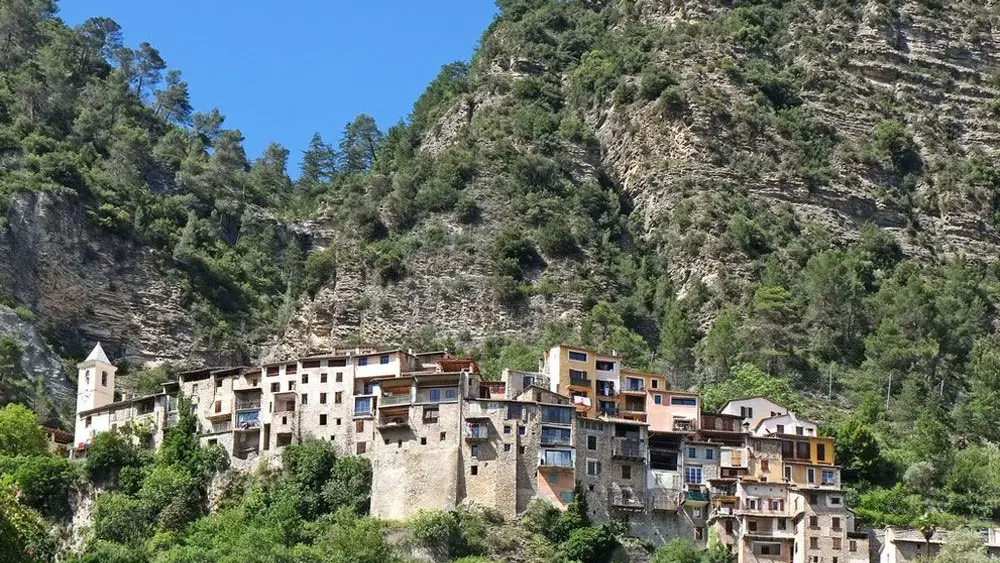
[
  {"x1": 543, "y1": 345, "x2": 621, "y2": 418},
  {"x1": 618, "y1": 369, "x2": 667, "y2": 422}
]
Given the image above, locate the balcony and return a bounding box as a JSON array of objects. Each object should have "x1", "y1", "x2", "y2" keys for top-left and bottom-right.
[
  {"x1": 234, "y1": 419, "x2": 261, "y2": 431},
  {"x1": 354, "y1": 406, "x2": 375, "y2": 418},
  {"x1": 672, "y1": 419, "x2": 695, "y2": 432},
  {"x1": 568, "y1": 376, "x2": 592, "y2": 388},
  {"x1": 597, "y1": 386, "x2": 617, "y2": 398},
  {"x1": 465, "y1": 424, "x2": 489, "y2": 442},
  {"x1": 380, "y1": 394, "x2": 412, "y2": 407},
  {"x1": 622, "y1": 402, "x2": 646, "y2": 414},
  {"x1": 206, "y1": 404, "x2": 231, "y2": 421},
  {"x1": 683, "y1": 490, "x2": 710, "y2": 505},
  {"x1": 539, "y1": 451, "x2": 575, "y2": 470},
  {"x1": 541, "y1": 432, "x2": 573, "y2": 447},
  {"x1": 377, "y1": 411, "x2": 410, "y2": 430},
  {"x1": 622, "y1": 383, "x2": 646, "y2": 395},
  {"x1": 236, "y1": 400, "x2": 261, "y2": 411},
  {"x1": 610, "y1": 489, "x2": 645, "y2": 510},
  {"x1": 612, "y1": 438, "x2": 645, "y2": 461},
  {"x1": 651, "y1": 490, "x2": 680, "y2": 512},
  {"x1": 598, "y1": 405, "x2": 620, "y2": 417}
]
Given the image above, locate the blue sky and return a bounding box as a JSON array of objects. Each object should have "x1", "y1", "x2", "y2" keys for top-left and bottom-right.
[{"x1": 57, "y1": 1, "x2": 498, "y2": 174}]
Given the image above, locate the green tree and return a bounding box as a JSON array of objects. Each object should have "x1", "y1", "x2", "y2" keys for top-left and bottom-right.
[
  {"x1": 339, "y1": 114, "x2": 383, "y2": 173},
  {"x1": 700, "y1": 364, "x2": 796, "y2": 412},
  {"x1": 154, "y1": 69, "x2": 192, "y2": 124},
  {"x1": 91, "y1": 492, "x2": 152, "y2": 545},
  {"x1": 932, "y1": 528, "x2": 992, "y2": 563},
  {"x1": 651, "y1": 538, "x2": 701, "y2": 563},
  {"x1": 0, "y1": 403, "x2": 47, "y2": 457},
  {"x1": 322, "y1": 456, "x2": 372, "y2": 515},
  {"x1": 739, "y1": 285, "x2": 801, "y2": 374},
  {"x1": 299, "y1": 132, "x2": 337, "y2": 187}
]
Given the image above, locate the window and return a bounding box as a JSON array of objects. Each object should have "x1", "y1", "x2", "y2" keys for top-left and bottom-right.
[
  {"x1": 809, "y1": 516, "x2": 818, "y2": 528},
  {"x1": 319, "y1": 414, "x2": 327, "y2": 425},
  {"x1": 822, "y1": 470, "x2": 837, "y2": 485},
  {"x1": 380, "y1": 355, "x2": 390, "y2": 364},
  {"x1": 541, "y1": 427, "x2": 571, "y2": 445},
  {"x1": 506, "y1": 404, "x2": 523, "y2": 420},
  {"x1": 85, "y1": 416, "x2": 92, "y2": 427},
  {"x1": 740, "y1": 406, "x2": 754, "y2": 418},
  {"x1": 542, "y1": 450, "x2": 573, "y2": 467},
  {"x1": 471, "y1": 445, "x2": 479, "y2": 457},
  {"x1": 568, "y1": 350, "x2": 588, "y2": 362},
  {"x1": 595, "y1": 360, "x2": 615, "y2": 371},
  {"x1": 807, "y1": 468, "x2": 816, "y2": 484},
  {"x1": 336, "y1": 418, "x2": 341, "y2": 425},
  {"x1": 784, "y1": 466, "x2": 792, "y2": 481},
  {"x1": 355, "y1": 420, "x2": 364, "y2": 433},
  {"x1": 320, "y1": 393, "x2": 327, "y2": 404},
  {"x1": 688, "y1": 447, "x2": 697, "y2": 459},
  {"x1": 693, "y1": 508, "x2": 702, "y2": 518},
  {"x1": 654, "y1": 395, "x2": 662, "y2": 405},
  {"x1": 621, "y1": 465, "x2": 631, "y2": 479},
  {"x1": 301, "y1": 393, "x2": 308, "y2": 405},
  {"x1": 777, "y1": 424, "x2": 785, "y2": 434},
  {"x1": 651, "y1": 379, "x2": 659, "y2": 389},
  {"x1": 288, "y1": 381, "x2": 296, "y2": 391},
  {"x1": 833, "y1": 537, "x2": 842, "y2": 550},
  {"x1": 470, "y1": 465, "x2": 478, "y2": 475},
  {"x1": 282, "y1": 416, "x2": 288, "y2": 425},
  {"x1": 504, "y1": 443, "x2": 511, "y2": 452},
  {"x1": 335, "y1": 372, "x2": 343, "y2": 382},
  {"x1": 749, "y1": 520, "x2": 758, "y2": 532},
  {"x1": 684, "y1": 466, "x2": 702, "y2": 484},
  {"x1": 695, "y1": 527, "x2": 703, "y2": 541},
  {"x1": 809, "y1": 493, "x2": 818, "y2": 504},
  {"x1": 445, "y1": 388, "x2": 456, "y2": 400},
  {"x1": 429, "y1": 389, "x2": 441, "y2": 402},
  {"x1": 519, "y1": 446, "x2": 525, "y2": 454},
  {"x1": 541, "y1": 406, "x2": 572, "y2": 424},
  {"x1": 586, "y1": 460, "x2": 601, "y2": 476},
  {"x1": 320, "y1": 373, "x2": 328, "y2": 383},
  {"x1": 335, "y1": 391, "x2": 342, "y2": 404},
  {"x1": 440, "y1": 432, "x2": 447, "y2": 441},
  {"x1": 560, "y1": 491, "x2": 573, "y2": 503},
  {"x1": 271, "y1": 382, "x2": 280, "y2": 392},
  {"x1": 216, "y1": 378, "x2": 223, "y2": 388},
  {"x1": 301, "y1": 373, "x2": 309, "y2": 384},
  {"x1": 831, "y1": 496, "x2": 842, "y2": 505},
  {"x1": 588, "y1": 436, "x2": 598, "y2": 450},
  {"x1": 849, "y1": 541, "x2": 857, "y2": 552},
  {"x1": 101, "y1": 371, "x2": 108, "y2": 387},
  {"x1": 777, "y1": 518, "x2": 786, "y2": 531},
  {"x1": 420, "y1": 437, "x2": 427, "y2": 445},
  {"x1": 423, "y1": 407, "x2": 439, "y2": 423},
  {"x1": 503, "y1": 425, "x2": 511, "y2": 434},
  {"x1": 725, "y1": 520, "x2": 733, "y2": 534},
  {"x1": 705, "y1": 449, "x2": 715, "y2": 460},
  {"x1": 358, "y1": 357, "x2": 370, "y2": 367},
  {"x1": 759, "y1": 544, "x2": 780, "y2": 556},
  {"x1": 817, "y1": 443, "x2": 826, "y2": 461},
  {"x1": 518, "y1": 426, "x2": 526, "y2": 436},
  {"x1": 568, "y1": 369, "x2": 588, "y2": 382},
  {"x1": 761, "y1": 459, "x2": 769, "y2": 472},
  {"x1": 796, "y1": 426, "x2": 804, "y2": 435},
  {"x1": 810, "y1": 538, "x2": 818, "y2": 549},
  {"x1": 193, "y1": 384, "x2": 199, "y2": 392},
  {"x1": 356, "y1": 442, "x2": 366, "y2": 454},
  {"x1": 266, "y1": 366, "x2": 279, "y2": 377},
  {"x1": 671, "y1": 397, "x2": 697, "y2": 406}
]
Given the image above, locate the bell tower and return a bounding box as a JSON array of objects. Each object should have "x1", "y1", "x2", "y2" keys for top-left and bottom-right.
[{"x1": 76, "y1": 342, "x2": 116, "y2": 414}]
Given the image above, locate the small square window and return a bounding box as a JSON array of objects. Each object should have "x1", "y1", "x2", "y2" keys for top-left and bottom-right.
[
  {"x1": 216, "y1": 378, "x2": 223, "y2": 388},
  {"x1": 518, "y1": 426, "x2": 525, "y2": 436},
  {"x1": 301, "y1": 393, "x2": 308, "y2": 405},
  {"x1": 320, "y1": 393, "x2": 327, "y2": 404},
  {"x1": 705, "y1": 449, "x2": 714, "y2": 460},
  {"x1": 335, "y1": 391, "x2": 342, "y2": 404},
  {"x1": 519, "y1": 446, "x2": 525, "y2": 454},
  {"x1": 301, "y1": 373, "x2": 309, "y2": 384},
  {"x1": 319, "y1": 414, "x2": 327, "y2": 425},
  {"x1": 358, "y1": 357, "x2": 368, "y2": 366},
  {"x1": 335, "y1": 372, "x2": 343, "y2": 382},
  {"x1": 654, "y1": 395, "x2": 662, "y2": 405},
  {"x1": 587, "y1": 435, "x2": 597, "y2": 450},
  {"x1": 547, "y1": 473, "x2": 559, "y2": 484},
  {"x1": 271, "y1": 382, "x2": 280, "y2": 392},
  {"x1": 440, "y1": 432, "x2": 447, "y2": 441},
  {"x1": 504, "y1": 443, "x2": 511, "y2": 452},
  {"x1": 688, "y1": 447, "x2": 697, "y2": 458},
  {"x1": 560, "y1": 491, "x2": 573, "y2": 503},
  {"x1": 356, "y1": 441, "x2": 366, "y2": 454},
  {"x1": 356, "y1": 420, "x2": 364, "y2": 433},
  {"x1": 810, "y1": 538, "x2": 818, "y2": 549},
  {"x1": 471, "y1": 445, "x2": 479, "y2": 457},
  {"x1": 621, "y1": 465, "x2": 631, "y2": 479},
  {"x1": 288, "y1": 381, "x2": 296, "y2": 391},
  {"x1": 504, "y1": 425, "x2": 511, "y2": 434},
  {"x1": 320, "y1": 373, "x2": 328, "y2": 383},
  {"x1": 336, "y1": 418, "x2": 342, "y2": 425},
  {"x1": 380, "y1": 355, "x2": 390, "y2": 364},
  {"x1": 421, "y1": 437, "x2": 427, "y2": 445},
  {"x1": 471, "y1": 465, "x2": 478, "y2": 475}
]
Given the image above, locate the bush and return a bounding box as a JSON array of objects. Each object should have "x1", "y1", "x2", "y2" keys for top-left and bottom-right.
[
  {"x1": 303, "y1": 247, "x2": 336, "y2": 297},
  {"x1": 455, "y1": 198, "x2": 480, "y2": 224},
  {"x1": 536, "y1": 220, "x2": 578, "y2": 258},
  {"x1": 12, "y1": 306, "x2": 33, "y2": 322},
  {"x1": 0, "y1": 404, "x2": 47, "y2": 457},
  {"x1": 4, "y1": 456, "x2": 78, "y2": 519},
  {"x1": 322, "y1": 456, "x2": 372, "y2": 515},
  {"x1": 91, "y1": 492, "x2": 152, "y2": 545},
  {"x1": 85, "y1": 430, "x2": 147, "y2": 485},
  {"x1": 657, "y1": 86, "x2": 688, "y2": 117},
  {"x1": 410, "y1": 508, "x2": 487, "y2": 559},
  {"x1": 651, "y1": 538, "x2": 700, "y2": 563},
  {"x1": 639, "y1": 66, "x2": 678, "y2": 101},
  {"x1": 559, "y1": 525, "x2": 617, "y2": 563}
]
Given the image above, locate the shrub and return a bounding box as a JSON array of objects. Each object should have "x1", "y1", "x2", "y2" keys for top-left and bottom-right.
[
  {"x1": 91, "y1": 492, "x2": 152, "y2": 545},
  {"x1": 536, "y1": 220, "x2": 579, "y2": 258},
  {"x1": 85, "y1": 430, "x2": 147, "y2": 485},
  {"x1": 4, "y1": 456, "x2": 78, "y2": 519},
  {"x1": 559, "y1": 525, "x2": 617, "y2": 563},
  {"x1": 12, "y1": 306, "x2": 33, "y2": 322},
  {"x1": 303, "y1": 247, "x2": 336, "y2": 298},
  {"x1": 657, "y1": 86, "x2": 688, "y2": 118},
  {"x1": 455, "y1": 198, "x2": 480, "y2": 224},
  {"x1": 639, "y1": 66, "x2": 678, "y2": 101}
]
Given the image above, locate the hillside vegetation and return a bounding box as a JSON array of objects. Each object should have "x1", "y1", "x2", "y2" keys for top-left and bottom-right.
[{"x1": 4, "y1": 0, "x2": 1000, "y2": 558}]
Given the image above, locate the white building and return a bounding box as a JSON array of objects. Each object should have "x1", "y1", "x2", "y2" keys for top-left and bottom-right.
[{"x1": 719, "y1": 397, "x2": 788, "y2": 431}]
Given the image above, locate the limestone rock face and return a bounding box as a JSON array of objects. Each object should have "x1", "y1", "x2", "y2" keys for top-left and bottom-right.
[{"x1": 0, "y1": 191, "x2": 223, "y2": 368}]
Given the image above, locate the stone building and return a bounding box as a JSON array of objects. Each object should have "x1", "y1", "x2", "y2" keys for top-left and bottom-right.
[{"x1": 70, "y1": 342, "x2": 872, "y2": 560}]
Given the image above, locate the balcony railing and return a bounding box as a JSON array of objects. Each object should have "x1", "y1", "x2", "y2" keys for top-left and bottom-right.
[
  {"x1": 236, "y1": 400, "x2": 261, "y2": 411},
  {"x1": 673, "y1": 419, "x2": 695, "y2": 432},
  {"x1": 599, "y1": 406, "x2": 620, "y2": 417},
  {"x1": 597, "y1": 387, "x2": 617, "y2": 397},
  {"x1": 612, "y1": 438, "x2": 645, "y2": 460},
  {"x1": 610, "y1": 490, "x2": 645, "y2": 510},
  {"x1": 684, "y1": 490, "x2": 710, "y2": 504},
  {"x1": 378, "y1": 413, "x2": 410, "y2": 429},
  {"x1": 541, "y1": 433, "x2": 572, "y2": 446},
  {"x1": 354, "y1": 406, "x2": 374, "y2": 418},
  {"x1": 623, "y1": 383, "x2": 646, "y2": 393},
  {"x1": 234, "y1": 419, "x2": 261, "y2": 431},
  {"x1": 623, "y1": 403, "x2": 646, "y2": 413},
  {"x1": 569, "y1": 376, "x2": 592, "y2": 387},
  {"x1": 539, "y1": 452, "x2": 575, "y2": 468},
  {"x1": 651, "y1": 491, "x2": 680, "y2": 512},
  {"x1": 465, "y1": 425, "x2": 489, "y2": 441},
  {"x1": 380, "y1": 394, "x2": 412, "y2": 407}
]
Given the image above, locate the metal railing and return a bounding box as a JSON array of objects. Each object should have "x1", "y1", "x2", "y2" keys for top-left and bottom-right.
[
  {"x1": 624, "y1": 383, "x2": 646, "y2": 393},
  {"x1": 612, "y1": 438, "x2": 645, "y2": 460},
  {"x1": 610, "y1": 490, "x2": 645, "y2": 509},
  {"x1": 569, "y1": 376, "x2": 592, "y2": 387},
  {"x1": 380, "y1": 394, "x2": 412, "y2": 407},
  {"x1": 599, "y1": 406, "x2": 620, "y2": 416},
  {"x1": 465, "y1": 425, "x2": 489, "y2": 439},
  {"x1": 236, "y1": 400, "x2": 261, "y2": 411}
]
